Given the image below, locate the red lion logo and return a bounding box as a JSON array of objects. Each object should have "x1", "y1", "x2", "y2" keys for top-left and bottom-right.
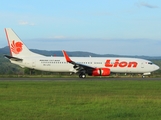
[{"x1": 11, "y1": 40, "x2": 23, "y2": 54}]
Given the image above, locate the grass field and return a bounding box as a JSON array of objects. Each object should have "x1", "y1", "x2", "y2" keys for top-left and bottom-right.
[{"x1": 1, "y1": 79, "x2": 161, "y2": 120}]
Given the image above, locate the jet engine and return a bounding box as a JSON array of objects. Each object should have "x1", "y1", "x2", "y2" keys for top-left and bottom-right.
[{"x1": 88, "y1": 68, "x2": 110, "y2": 76}]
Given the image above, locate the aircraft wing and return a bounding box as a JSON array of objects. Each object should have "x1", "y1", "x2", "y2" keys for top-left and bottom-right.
[
  {"x1": 4, "y1": 55, "x2": 23, "y2": 61},
  {"x1": 62, "y1": 50, "x2": 95, "y2": 71}
]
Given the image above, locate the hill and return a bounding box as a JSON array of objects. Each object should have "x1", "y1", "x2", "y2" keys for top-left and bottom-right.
[{"x1": 1, "y1": 46, "x2": 161, "y2": 59}]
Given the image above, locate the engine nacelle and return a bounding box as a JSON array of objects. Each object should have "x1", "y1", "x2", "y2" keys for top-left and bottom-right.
[{"x1": 88, "y1": 68, "x2": 110, "y2": 76}]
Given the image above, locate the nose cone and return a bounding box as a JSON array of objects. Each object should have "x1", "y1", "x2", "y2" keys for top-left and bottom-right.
[{"x1": 155, "y1": 65, "x2": 160, "y2": 71}]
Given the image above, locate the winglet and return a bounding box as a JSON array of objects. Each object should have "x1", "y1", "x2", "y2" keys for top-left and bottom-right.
[{"x1": 62, "y1": 50, "x2": 72, "y2": 63}]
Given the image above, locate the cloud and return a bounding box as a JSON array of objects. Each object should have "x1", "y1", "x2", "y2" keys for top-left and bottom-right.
[
  {"x1": 140, "y1": 2, "x2": 159, "y2": 8},
  {"x1": 18, "y1": 21, "x2": 35, "y2": 26}
]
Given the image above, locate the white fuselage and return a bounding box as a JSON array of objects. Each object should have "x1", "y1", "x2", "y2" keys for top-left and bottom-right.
[{"x1": 10, "y1": 56, "x2": 159, "y2": 74}]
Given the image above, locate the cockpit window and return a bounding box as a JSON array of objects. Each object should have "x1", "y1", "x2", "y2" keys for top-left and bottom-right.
[{"x1": 148, "y1": 62, "x2": 153, "y2": 65}]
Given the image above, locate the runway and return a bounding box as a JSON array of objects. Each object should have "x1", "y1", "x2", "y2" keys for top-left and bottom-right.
[{"x1": 0, "y1": 77, "x2": 161, "y2": 81}]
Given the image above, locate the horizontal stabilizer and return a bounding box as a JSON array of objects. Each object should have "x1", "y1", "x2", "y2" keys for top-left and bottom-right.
[{"x1": 4, "y1": 55, "x2": 23, "y2": 61}]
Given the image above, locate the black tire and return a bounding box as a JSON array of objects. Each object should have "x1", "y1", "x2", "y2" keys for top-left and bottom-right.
[
  {"x1": 81, "y1": 74, "x2": 86, "y2": 79},
  {"x1": 79, "y1": 74, "x2": 82, "y2": 78},
  {"x1": 79, "y1": 73, "x2": 86, "y2": 79}
]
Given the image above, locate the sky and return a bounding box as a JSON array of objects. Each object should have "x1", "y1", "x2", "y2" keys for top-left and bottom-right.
[{"x1": 0, "y1": 0, "x2": 161, "y2": 56}]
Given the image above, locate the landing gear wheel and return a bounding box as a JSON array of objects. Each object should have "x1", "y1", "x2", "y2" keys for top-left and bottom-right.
[{"x1": 79, "y1": 73, "x2": 86, "y2": 79}]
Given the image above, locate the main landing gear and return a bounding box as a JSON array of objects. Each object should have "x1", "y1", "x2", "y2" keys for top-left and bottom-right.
[
  {"x1": 142, "y1": 75, "x2": 145, "y2": 78},
  {"x1": 79, "y1": 73, "x2": 86, "y2": 79}
]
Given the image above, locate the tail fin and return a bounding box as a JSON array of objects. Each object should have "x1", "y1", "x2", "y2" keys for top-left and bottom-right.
[{"x1": 5, "y1": 28, "x2": 43, "y2": 57}]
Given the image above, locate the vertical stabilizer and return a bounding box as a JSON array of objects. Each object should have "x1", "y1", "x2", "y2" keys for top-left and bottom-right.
[{"x1": 5, "y1": 28, "x2": 43, "y2": 57}]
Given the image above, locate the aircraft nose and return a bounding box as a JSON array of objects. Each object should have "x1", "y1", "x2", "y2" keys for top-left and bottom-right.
[{"x1": 155, "y1": 65, "x2": 160, "y2": 71}]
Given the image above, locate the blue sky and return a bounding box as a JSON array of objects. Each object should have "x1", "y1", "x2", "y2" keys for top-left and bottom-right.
[{"x1": 0, "y1": 0, "x2": 161, "y2": 56}]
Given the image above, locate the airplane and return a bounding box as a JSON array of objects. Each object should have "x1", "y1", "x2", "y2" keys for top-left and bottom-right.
[{"x1": 4, "y1": 28, "x2": 160, "y2": 78}]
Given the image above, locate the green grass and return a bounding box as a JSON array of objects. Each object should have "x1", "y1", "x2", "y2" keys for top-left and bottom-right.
[{"x1": 1, "y1": 79, "x2": 161, "y2": 120}]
